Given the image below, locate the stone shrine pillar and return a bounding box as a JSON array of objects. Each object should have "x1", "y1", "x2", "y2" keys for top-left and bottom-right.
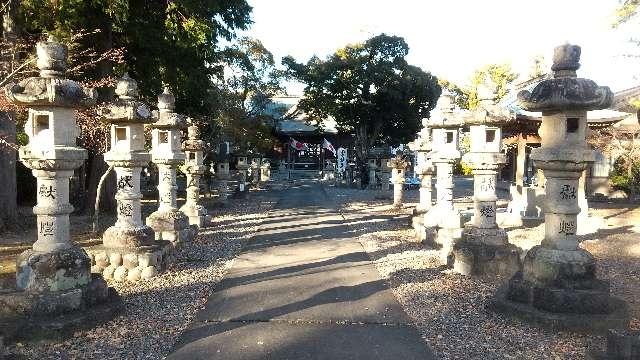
[
  {"x1": 410, "y1": 119, "x2": 435, "y2": 241},
  {"x1": 145, "y1": 88, "x2": 193, "y2": 245},
  {"x1": 424, "y1": 94, "x2": 464, "y2": 263},
  {"x1": 89, "y1": 74, "x2": 175, "y2": 282},
  {"x1": 2, "y1": 36, "x2": 112, "y2": 328},
  {"x1": 388, "y1": 156, "x2": 409, "y2": 208},
  {"x1": 180, "y1": 120, "x2": 209, "y2": 228},
  {"x1": 452, "y1": 78, "x2": 520, "y2": 276},
  {"x1": 492, "y1": 44, "x2": 628, "y2": 332}
]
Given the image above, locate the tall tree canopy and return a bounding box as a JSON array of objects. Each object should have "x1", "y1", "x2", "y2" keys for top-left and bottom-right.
[
  {"x1": 17, "y1": 0, "x2": 253, "y2": 116},
  {"x1": 210, "y1": 37, "x2": 284, "y2": 155},
  {"x1": 283, "y1": 33, "x2": 441, "y2": 161}
]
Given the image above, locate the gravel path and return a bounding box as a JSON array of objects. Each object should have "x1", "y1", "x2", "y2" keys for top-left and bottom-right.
[
  {"x1": 7, "y1": 190, "x2": 278, "y2": 360},
  {"x1": 325, "y1": 184, "x2": 639, "y2": 360}
]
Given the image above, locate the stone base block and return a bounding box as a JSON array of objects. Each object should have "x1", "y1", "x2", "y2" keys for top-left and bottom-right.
[
  {"x1": 452, "y1": 239, "x2": 521, "y2": 276},
  {"x1": 435, "y1": 227, "x2": 462, "y2": 265},
  {"x1": 489, "y1": 276, "x2": 629, "y2": 334},
  {"x1": 0, "y1": 274, "x2": 120, "y2": 342},
  {"x1": 587, "y1": 329, "x2": 640, "y2": 359},
  {"x1": 188, "y1": 215, "x2": 209, "y2": 228},
  {"x1": 16, "y1": 247, "x2": 91, "y2": 293},
  {"x1": 102, "y1": 225, "x2": 155, "y2": 248},
  {"x1": 86, "y1": 241, "x2": 176, "y2": 283},
  {"x1": 523, "y1": 246, "x2": 597, "y2": 286},
  {"x1": 146, "y1": 209, "x2": 192, "y2": 245}
]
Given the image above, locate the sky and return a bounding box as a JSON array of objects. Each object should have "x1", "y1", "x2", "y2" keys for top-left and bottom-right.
[{"x1": 242, "y1": 0, "x2": 639, "y2": 94}]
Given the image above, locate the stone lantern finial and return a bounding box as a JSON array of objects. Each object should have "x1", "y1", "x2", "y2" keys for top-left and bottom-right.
[
  {"x1": 36, "y1": 35, "x2": 67, "y2": 78},
  {"x1": 477, "y1": 75, "x2": 498, "y2": 105},
  {"x1": 115, "y1": 73, "x2": 138, "y2": 100},
  {"x1": 158, "y1": 86, "x2": 176, "y2": 111},
  {"x1": 551, "y1": 43, "x2": 581, "y2": 75}
]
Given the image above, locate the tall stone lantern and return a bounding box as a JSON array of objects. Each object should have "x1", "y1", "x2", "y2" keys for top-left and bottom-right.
[
  {"x1": 89, "y1": 74, "x2": 175, "y2": 282},
  {"x1": 411, "y1": 118, "x2": 435, "y2": 241},
  {"x1": 424, "y1": 94, "x2": 464, "y2": 263},
  {"x1": 492, "y1": 44, "x2": 629, "y2": 332},
  {"x1": 236, "y1": 154, "x2": 249, "y2": 192},
  {"x1": 145, "y1": 88, "x2": 192, "y2": 244},
  {"x1": 452, "y1": 78, "x2": 520, "y2": 276},
  {"x1": 3, "y1": 36, "x2": 112, "y2": 321},
  {"x1": 180, "y1": 119, "x2": 209, "y2": 228},
  {"x1": 388, "y1": 154, "x2": 409, "y2": 208}
]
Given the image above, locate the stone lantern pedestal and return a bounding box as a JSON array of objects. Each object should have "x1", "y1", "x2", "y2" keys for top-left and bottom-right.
[
  {"x1": 491, "y1": 44, "x2": 628, "y2": 333},
  {"x1": 180, "y1": 120, "x2": 209, "y2": 228},
  {"x1": 145, "y1": 88, "x2": 193, "y2": 245},
  {"x1": 452, "y1": 80, "x2": 520, "y2": 276},
  {"x1": 423, "y1": 94, "x2": 464, "y2": 263},
  {"x1": 87, "y1": 75, "x2": 175, "y2": 283},
  {"x1": 0, "y1": 36, "x2": 116, "y2": 340},
  {"x1": 388, "y1": 156, "x2": 409, "y2": 208}
]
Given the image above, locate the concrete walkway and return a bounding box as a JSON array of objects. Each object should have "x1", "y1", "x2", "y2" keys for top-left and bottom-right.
[{"x1": 169, "y1": 181, "x2": 434, "y2": 360}]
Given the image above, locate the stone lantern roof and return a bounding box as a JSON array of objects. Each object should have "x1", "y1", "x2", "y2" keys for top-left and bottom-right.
[
  {"x1": 150, "y1": 87, "x2": 188, "y2": 130},
  {"x1": 182, "y1": 118, "x2": 204, "y2": 152},
  {"x1": 466, "y1": 76, "x2": 517, "y2": 126},
  {"x1": 100, "y1": 74, "x2": 153, "y2": 125},
  {"x1": 5, "y1": 35, "x2": 96, "y2": 107},
  {"x1": 517, "y1": 44, "x2": 613, "y2": 112},
  {"x1": 425, "y1": 93, "x2": 465, "y2": 128}
]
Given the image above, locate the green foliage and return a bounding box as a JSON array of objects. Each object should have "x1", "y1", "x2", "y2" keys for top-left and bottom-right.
[
  {"x1": 612, "y1": 0, "x2": 639, "y2": 27},
  {"x1": 440, "y1": 63, "x2": 518, "y2": 110},
  {"x1": 283, "y1": 33, "x2": 441, "y2": 160},
  {"x1": 17, "y1": 0, "x2": 253, "y2": 117},
  {"x1": 212, "y1": 37, "x2": 284, "y2": 154},
  {"x1": 611, "y1": 156, "x2": 640, "y2": 195}
]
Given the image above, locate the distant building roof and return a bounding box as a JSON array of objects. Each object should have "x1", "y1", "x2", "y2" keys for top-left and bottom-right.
[{"x1": 268, "y1": 95, "x2": 338, "y2": 135}]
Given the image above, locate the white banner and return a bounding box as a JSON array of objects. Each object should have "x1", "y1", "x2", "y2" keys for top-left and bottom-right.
[{"x1": 337, "y1": 148, "x2": 348, "y2": 173}]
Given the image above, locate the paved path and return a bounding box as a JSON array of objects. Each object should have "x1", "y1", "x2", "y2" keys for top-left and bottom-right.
[{"x1": 169, "y1": 182, "x2": 434, "y2": 360}]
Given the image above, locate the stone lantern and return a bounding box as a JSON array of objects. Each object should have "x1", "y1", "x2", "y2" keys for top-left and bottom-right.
[
  {"x1": 452, "y1": 77, "x2": 520, "y2": 276},
  {"x1": 3, "y1": 36, "x2": 112, "y2": 325},
  {"x1": 410, "y1": 118, "x2": 435, "y2": 241},
  {"x1": 424, "y1": 94, "x2": 464, "y2": 263},
  {"x1": 387, "y1": 154, "x2": 409, "y2": 208},
  {"x1": 367, "y1": 158, "x2": 379, "y2": 189},
  {"x1": 145, "y1": 88, "x2": 193, "y2": 245},
  {"x1": 214, "y1": 144, "x2": 231, "y2": 202},
  {"x1": 491, "y1": 44, "x2": 628, "y2": 332},
  {"x1": 236, "y1": 154, "x2": 249, "y2": 191},
  {"x1": 250, "y1": 157, "x2": 261, "y2": 185},
  {"x1": 180, "y1": 119, "x2": 209, "y2": 228},
  {"x1": 380, "y1": 157, "x2": 392, "y2": 192},
  {"x1": 260, "y1": 157, "x2": 271, "y2": 182},
  {"x1": 89, "y1": 74, "x2": 175, "y2": 282}
]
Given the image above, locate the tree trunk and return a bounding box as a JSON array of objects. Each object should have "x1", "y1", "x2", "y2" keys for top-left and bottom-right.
[
  {"x1": 85, "y1": 152, "x2": 116, "y2": 215},
  {"x1": 0, "y1": 111, "x2": 17, "y2": 228}
]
